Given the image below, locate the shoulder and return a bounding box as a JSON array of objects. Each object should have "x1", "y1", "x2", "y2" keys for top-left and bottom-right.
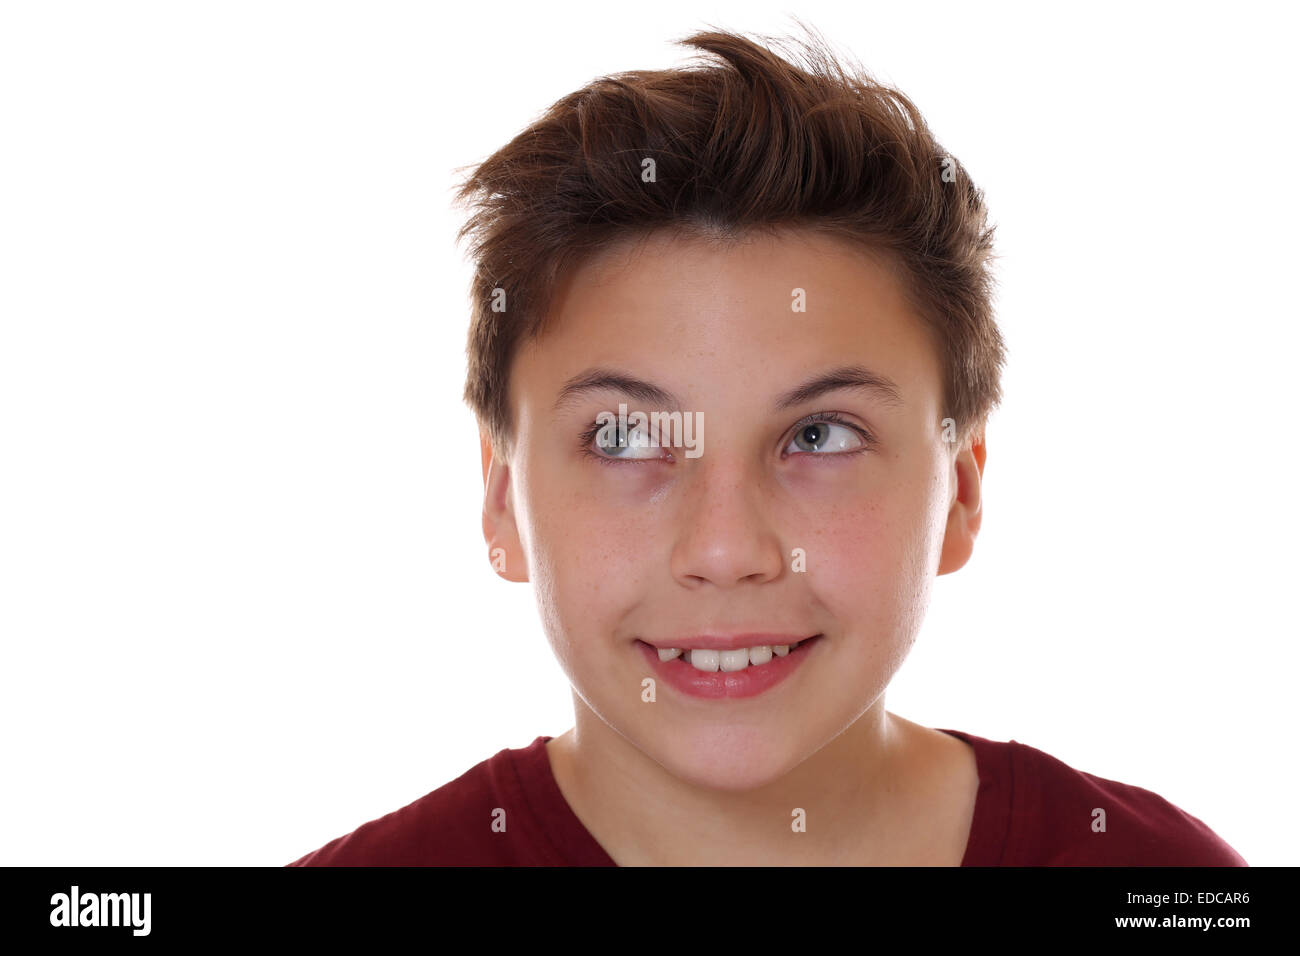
[
  {"x1": 285, "y1": 737, "x2": 549, "y2": 866},
  {"x1": 956, "y1": 730, "x2": 1246, "y2": 866}
]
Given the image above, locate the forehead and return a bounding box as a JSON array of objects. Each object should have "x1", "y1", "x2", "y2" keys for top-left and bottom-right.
[
  {"x1": 559, "y1": 223, "x2": 915, "y2": 299},
  {"x1": 556, "y1": 226, "x2": 915, "y2": 316},
  {"x1": 510, "y1": 226, "x2": 944, "y2": 419}
]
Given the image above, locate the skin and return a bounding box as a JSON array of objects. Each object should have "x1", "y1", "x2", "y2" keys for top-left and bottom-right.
[{"x1": 479, "y1": 227, "x2": 987, "y2": 865}]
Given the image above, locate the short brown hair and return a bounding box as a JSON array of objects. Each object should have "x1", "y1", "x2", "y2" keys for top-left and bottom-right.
[{"x1": 452, "y1": 24, "x2": 1005, "y2": 458}]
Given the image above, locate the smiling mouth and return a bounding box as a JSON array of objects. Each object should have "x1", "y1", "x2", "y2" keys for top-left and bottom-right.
[{"x1": 638, "y1": 636, "x2": 823, "y2": 673}]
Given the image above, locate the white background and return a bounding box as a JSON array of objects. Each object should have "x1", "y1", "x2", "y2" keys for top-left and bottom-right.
[{"x1": 2, "y1": 0, "x2": 1295, "y2": 866}]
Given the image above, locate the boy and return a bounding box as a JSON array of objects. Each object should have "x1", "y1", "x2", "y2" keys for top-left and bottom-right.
[{"x1": 289, "y1": 26, "x2": 1245, "y2": 866}]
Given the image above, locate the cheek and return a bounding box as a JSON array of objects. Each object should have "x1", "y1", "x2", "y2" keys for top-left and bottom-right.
[
  {"x1": 805, "y1": 478, "x2": 944, "y2": 641},
  {"x1": 528, "y1": 457, "x2": 668, "y2": 579},
  {"x1": 520, "y1": 470, "x2": 651, "y2": 661},
  {"x1": 532, "y1": 498, "x2": 647, "y2": 604}
]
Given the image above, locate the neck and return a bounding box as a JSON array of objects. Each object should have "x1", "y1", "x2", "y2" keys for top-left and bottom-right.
[{"x1": 549, "y1": 695, "x2": 906, "y2": 865}]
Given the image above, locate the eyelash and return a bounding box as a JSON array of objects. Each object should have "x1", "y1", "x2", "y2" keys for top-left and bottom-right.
[{"x1": 577, "y1": 411, "x2": 877, "y2": 466}]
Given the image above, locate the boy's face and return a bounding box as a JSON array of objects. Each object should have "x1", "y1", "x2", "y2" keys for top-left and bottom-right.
[{"x1": 484, "y1": 228, "x2": 984, "y2": 791}]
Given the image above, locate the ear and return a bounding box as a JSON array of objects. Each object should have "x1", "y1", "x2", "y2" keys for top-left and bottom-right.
[
  {"x1": 936, "y1": 429, "x2": 987, "y2": 575},
  {"x1": 480, "y1": 431, "x2": 529, "y2": 583}
]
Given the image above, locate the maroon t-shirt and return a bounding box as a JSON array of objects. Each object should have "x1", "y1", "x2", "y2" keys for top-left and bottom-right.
[{"x1": 286, "y1": 728, "x2": 1247, "y2": 866}]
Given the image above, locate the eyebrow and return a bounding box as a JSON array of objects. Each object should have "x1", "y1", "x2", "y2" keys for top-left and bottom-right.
[{"x1": 552, "y1": 363, "x2": 905, "y2": 414}]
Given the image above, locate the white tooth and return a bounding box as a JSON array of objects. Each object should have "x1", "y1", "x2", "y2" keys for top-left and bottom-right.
[
  {"x1": 719, "y1": 648, "x2": 750, "y2": 672},
  {"x1": 657, "y1": 647, "x2": 683, "y2": 661},
  {"x1": 748, "y1": 645, "x2": 773, "y2": 666},
  {"x1": 773, "y1": 645, "x2": 790, "y2": 657},
  {"x1": 688, "y1": 649, "x2": 720, "y2": 672},
  {"x1": 790, "y1": 640, "x2": 801, "y2": 649}
]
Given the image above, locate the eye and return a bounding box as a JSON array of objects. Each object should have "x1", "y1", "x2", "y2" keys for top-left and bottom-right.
[
  {"x1": 784, "y1": 412, "x2": 876, "y2": 456},
  {"x1": 579, "y1": 418, "x2": 671, "y2": 464}
]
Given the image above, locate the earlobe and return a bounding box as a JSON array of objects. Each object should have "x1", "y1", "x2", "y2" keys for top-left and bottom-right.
[
  {"x1": 479, "y1": 432, "x2": 529, "y2": 583},
  {"x1": 936, "y1": 431, "x2": 986, "y2": 576}
]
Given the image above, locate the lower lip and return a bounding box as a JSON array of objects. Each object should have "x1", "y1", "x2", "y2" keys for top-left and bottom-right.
[{"x1": 636, "y1": 637, "x2": 822, "y2": 700}]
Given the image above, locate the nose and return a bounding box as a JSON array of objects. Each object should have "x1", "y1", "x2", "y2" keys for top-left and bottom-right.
[{"x1": 668, "y1": 452, "x2": 786, "y2": 589}]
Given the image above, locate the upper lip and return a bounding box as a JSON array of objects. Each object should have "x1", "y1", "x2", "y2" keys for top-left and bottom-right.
[{"x1": 642, "y1": 634, "x2": 820, "y2": 651}]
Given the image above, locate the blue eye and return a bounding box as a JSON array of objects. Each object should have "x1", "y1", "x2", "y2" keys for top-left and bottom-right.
[
  {"x1": 784, "y1": 413, "x2": 876, "y2": 456},
  {"x1": 580, "y1": 420, "x2": 671, "y2": 464}
]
